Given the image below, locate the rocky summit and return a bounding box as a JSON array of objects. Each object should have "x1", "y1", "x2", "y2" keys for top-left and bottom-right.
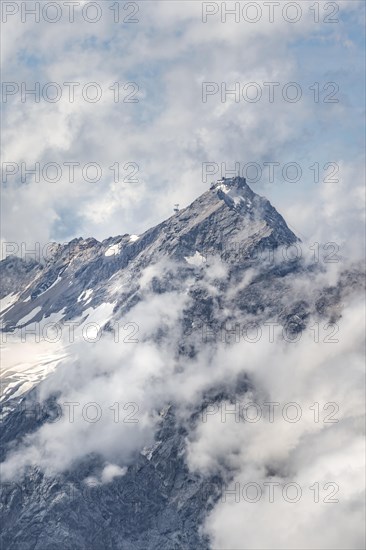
[{"x1": 0, "y1": 178, "x2": 363, "y2": 550}]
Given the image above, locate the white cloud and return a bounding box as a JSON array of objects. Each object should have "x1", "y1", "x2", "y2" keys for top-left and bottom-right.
[
  {"x1": 1, "y1": 1, "x2": 364, "y2": 245},
  {"x1": 0, "y1": 255, "x2": 364, "y2": 548}
]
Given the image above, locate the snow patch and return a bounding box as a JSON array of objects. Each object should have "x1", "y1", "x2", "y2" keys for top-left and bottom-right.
[
  {"x1": 69, "y1": 302, "x2": 116, "y2": 341},
  {"x1": 32, "y1": 274, "x2": 63, "y2": 299},
  {"x1": 105, "y1": 243, "x2": 121, "y2": 257},
  {"x1": 141, "y1": 441, "x2": 162, "y2": 461},
  {"x1": 217, "y1": 183, "x2": 230, "y2": 193},
  {"x1": 0, "y1": 293, "x2": 19, "y2": 316},
  {"x1": 0, "y1": 336, "x2": 68, "y2": 406},
  {"x1": 77, "y1": 289, "x2": 93, "y2": 304},
  {"x1": 16, "y1": 306, "x2": 42, "y2": 326},
  {"x1": 129, "y1": 234, "x2": 139, "y2": 243},
  {"x1": 218, "y1": 183, "x2": 251, "y2": 209}
]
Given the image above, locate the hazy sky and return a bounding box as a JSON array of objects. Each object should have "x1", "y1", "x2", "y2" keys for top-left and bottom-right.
[{"x1": 1, "y1": 1, "x2": 365, "y2": 257}]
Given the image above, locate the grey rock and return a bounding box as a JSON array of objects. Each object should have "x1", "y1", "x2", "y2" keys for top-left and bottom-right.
[{"x1": 0, "y1": 177, "x2": 364, "y2": 549}]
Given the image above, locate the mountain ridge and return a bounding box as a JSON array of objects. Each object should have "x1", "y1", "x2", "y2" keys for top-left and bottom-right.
[
  {"x1": 0, "y1": 176, "x2": 364, "y2": 550},
  {"x1": 0, "y1": 176, "x2": 297, "y2": 331}
]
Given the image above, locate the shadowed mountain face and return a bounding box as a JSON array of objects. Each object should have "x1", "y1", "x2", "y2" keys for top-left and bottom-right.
[{"x1": 0, "y1": 178, "x2": 364, "y2": 550}]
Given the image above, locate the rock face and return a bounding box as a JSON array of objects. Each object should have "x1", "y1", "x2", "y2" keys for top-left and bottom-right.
[
  {"x1": 0, "y1": 177, "x2": 298, "y2": 331},
  {"x1": 0, "y1": 177, "x2": 363, "y2": 549}
]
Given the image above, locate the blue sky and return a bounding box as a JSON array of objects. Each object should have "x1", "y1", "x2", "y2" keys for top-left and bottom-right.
[{"x1": 1, "y1": 0, "x2": 365, "y2": 256}]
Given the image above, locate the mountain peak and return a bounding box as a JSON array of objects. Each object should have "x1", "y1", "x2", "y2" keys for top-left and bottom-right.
[
  {"x1": 164, "y1": 175, "x2": 297, "y2": 262},
  {"x1": 210, "y1": 174, "x2": 251, "y2": 191},
  {"x1": 0, "y1": 178, "x2": 298, "y2": 333},
  {"x1": 209, "y1": 175, "x2": 255, "y2": 212}
]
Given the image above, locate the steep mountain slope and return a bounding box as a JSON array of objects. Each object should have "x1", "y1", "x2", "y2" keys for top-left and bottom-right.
[
  {"x1": 1, "y1": 177, "x2": 297, "y2": 330},
  {"x1": 1, "y1": 176, "x2": 299, "y2": 404},
  {"x1": 0, "y1": 177, "x2": 364, "y2": 550}
]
